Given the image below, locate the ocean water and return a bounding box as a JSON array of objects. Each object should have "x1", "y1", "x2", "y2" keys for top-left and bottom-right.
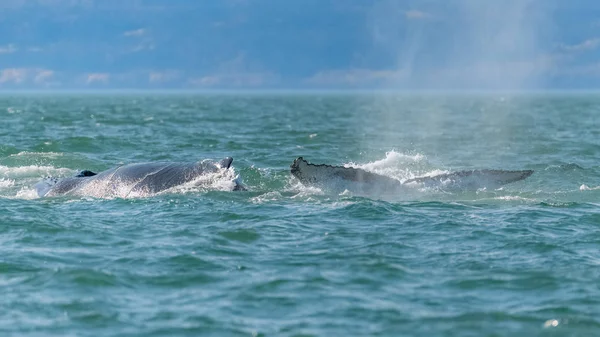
[{"x1": 1, "y1": 92, "x2": 599, "y2": 336}]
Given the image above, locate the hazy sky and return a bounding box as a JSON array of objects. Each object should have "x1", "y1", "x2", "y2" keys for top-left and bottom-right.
[{"x1": 1, "y1": 0, "x2": 599, "y2": 90}]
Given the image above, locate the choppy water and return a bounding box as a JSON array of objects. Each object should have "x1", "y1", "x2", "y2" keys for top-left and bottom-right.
[{"x1": 1, "y1": 92, "x2": 599, "y2": 336}]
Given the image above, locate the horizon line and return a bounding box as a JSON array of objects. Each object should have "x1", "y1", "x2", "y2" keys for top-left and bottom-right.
[{"x1": 1, "y1": 88, "x2": 600, "y2": 95}]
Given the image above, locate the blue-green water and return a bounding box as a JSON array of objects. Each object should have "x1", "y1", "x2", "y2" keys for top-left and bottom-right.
[{"x1": 1, "y1": 93, "x2": 599, "y2": 336}]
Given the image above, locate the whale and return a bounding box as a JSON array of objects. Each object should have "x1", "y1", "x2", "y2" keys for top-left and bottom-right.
[
  {"x1": 290, "y1": 157, "x2": 533, "y2": 196},
  {"x1": 35, "y1": 157, "x2": 246, "y2": 198}
]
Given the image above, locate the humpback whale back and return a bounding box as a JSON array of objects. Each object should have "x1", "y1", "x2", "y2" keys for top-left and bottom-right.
[
  {"x1": 403, "y1": 169, "x2": 534, "y2": 191},
  {"x1": 36, "y1": 157, "x2": 244, "y2": 198},
  {"x1": 290, "y1": 157, "x2": 406, "y2": 196},
  {"x1": 290, "y1": 157, "x2": 534, "y2": 196}
]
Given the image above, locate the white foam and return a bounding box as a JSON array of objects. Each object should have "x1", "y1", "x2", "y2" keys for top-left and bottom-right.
[
  {"x1": 344, "y1": 150, "x2": 435, "y2": 183},
  {"x1": 250, "y1": 191, "x2": 283, "y2": 204},
  {"x1": 287, "y1": 177, "x2": 325, "y2": 196},
  {"x1": 10, "y1": 151, "x2": 64, "y2": 158},
  {"x1": 15, "y1": 187, "x2": 40, "y2": 200},
  {"x1": 493, "y1": 195, "x2": 536, "y2": 202},
  {"x1": 0, "y1": 178, "x2": 14, "y2": 189},
  {"x1": 349, "y1": 150, "x2": 425, "y2": 170},
  {"x1": 407, "y1": 168, "x2": 451, "y2": 180},
  {"x1": 0, "y1": 164, "x2": 76, "y2": 199},
  {"x1": 543, "y1": 319, "x2": 560, "y2": 328},
  {"x1": 0, "y1": 165, "x2": 73, "y2": 178}
]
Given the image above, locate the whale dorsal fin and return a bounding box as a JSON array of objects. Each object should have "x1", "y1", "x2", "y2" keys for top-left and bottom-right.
[
  {"x1": 219, "y1": 157, "x2": 233, "y2": 169},
  {"x1": 76, "y1": 170, "x2": 97, "y2": 177}
]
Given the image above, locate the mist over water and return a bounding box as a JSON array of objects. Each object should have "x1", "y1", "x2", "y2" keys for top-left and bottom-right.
[
  {"x1": 371, "y1": 0, "x2": 555, "y2": 90},
  {"x1": 365, "y1": 0, "x2": 559, "y2": 165}
]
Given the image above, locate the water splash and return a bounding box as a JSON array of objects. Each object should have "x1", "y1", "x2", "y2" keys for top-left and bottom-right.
[
  {"x1": 0, "y1": 164, "x2": 74, "y2": 199},
  {"x1": 347, "y1": 150, "x2": 433, "y2": 181}
]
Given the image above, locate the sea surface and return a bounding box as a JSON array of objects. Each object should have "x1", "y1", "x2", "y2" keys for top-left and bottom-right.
[{"x1": 1, "y1": 92, "x2": 599, "y2": 336}]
